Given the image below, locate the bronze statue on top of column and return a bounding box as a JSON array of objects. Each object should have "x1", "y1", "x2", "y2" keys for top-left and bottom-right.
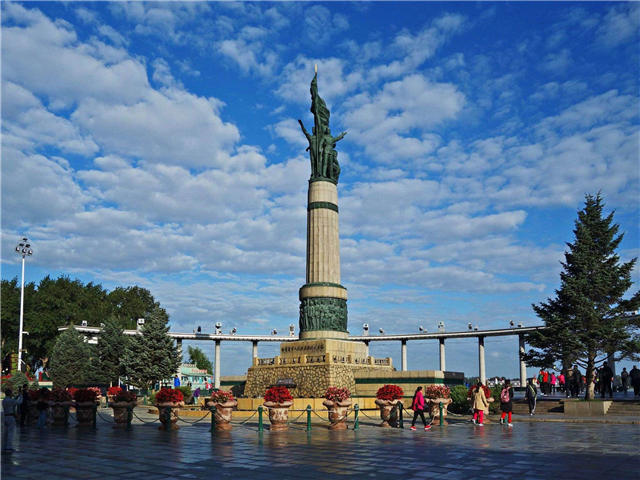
[{"x1": 298, "y1": 66, "x2": 346, "y2": 183}]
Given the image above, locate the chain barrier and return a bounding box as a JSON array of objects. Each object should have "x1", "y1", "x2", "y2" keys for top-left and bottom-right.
[
  {"x1": 176, "y1": 410, "x2": 211, "y2": 425},
  {"x1": 132, "y1": 410, "x2": 161, "y2": 424},
  {"x1": 96, "y1": 410, "x2": 116, "y2": 423},
  {"x1": 229, "y1": 409, "x2": 259, "y2": 425},
  {"x1": 68, "y1": 413, "x2": 77, "y2": 422}
]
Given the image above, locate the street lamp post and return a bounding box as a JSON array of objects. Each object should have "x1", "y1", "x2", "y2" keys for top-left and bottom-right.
[{"x1": 15, "y1": 237, "x2": 33, "y2": 373}]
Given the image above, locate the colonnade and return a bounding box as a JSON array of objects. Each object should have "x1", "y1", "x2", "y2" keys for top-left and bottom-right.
[{"x1": 396, "y1": 334, "x2": 528, "y2": 386}]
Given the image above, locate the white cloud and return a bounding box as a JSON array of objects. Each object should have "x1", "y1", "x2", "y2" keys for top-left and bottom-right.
[
  {"x1": 303, "y1": 5, "x2": 349, "y2": 46},
  {"x1": 596, "y1": 2, "x2": 640, "y2": 48},
  {"x1": 270, "y1": 118, "x2": 308, "y2": 148}
]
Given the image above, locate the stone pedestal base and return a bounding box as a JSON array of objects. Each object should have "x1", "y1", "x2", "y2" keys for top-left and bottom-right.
[{"x1": 246, "y1": 338, "x2": 393, "y2": 398}]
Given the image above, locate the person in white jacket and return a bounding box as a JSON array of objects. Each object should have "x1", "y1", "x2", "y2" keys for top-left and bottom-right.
[{"x1": 2, "y1": 388, "x2": 23, "y2": 453}]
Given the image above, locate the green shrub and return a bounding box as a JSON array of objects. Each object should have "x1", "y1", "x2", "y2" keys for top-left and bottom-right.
[
  {"x1": 148, "y1": 390, "x2": 156, "y2": 405},
  {"x1": 489, "y1": 386, "x2": 502, "y2": 413},
  {"x1": 1, "y1": 372, "x2": 38, "y2": 394},
  {"x1": 449, "y1": 385, "x2": 471, "y2": 414},
  {"x1": 177, "y1": 386, "x2": 193, "y2": 403}
]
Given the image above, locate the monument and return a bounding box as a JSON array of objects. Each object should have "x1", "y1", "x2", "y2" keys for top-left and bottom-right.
[{"x1": 245, "y1": 69, "x2": 394, "y2": 397}]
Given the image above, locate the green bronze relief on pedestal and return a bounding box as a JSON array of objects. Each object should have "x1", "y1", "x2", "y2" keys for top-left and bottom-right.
[
  {"x1": 299, "y1": 69, "x2": 346, "y2": 184},
  {"x1": 299, "y1": 297, "x2": 348, "y2": 333}
]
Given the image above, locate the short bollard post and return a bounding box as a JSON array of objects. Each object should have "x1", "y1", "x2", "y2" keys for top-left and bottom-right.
[
  {"x1": 306, "y1": 405, "x2": 312, "y2": 431},
  {"x1": 399, "y1": 404, "x2": 404, "y2": 429},
  {"x1": 258, "y1": 406, "x2": 263, "y2": 433},
  {"x1": 127, "y1": 405, "x2": 133, "y2": 430},
  {"x1": 64, "y1": 405, "x2": 70, "y2": 427},
  {"x1": 210, "y1": 407, "x2": 216, "y2": 433},
  {"x1": 92, "y1": 404, "x2": 98, "y2": 430},
  {"x1": 439, "y1": 402, "x2": 444, "y2": 426},
  {"x1": 353, "y1": 404, "x2": 359, "y2": 430},
  {"x1": 144, "y1": 396, "x2": 147, "y2": 406},
  {"x1": 165, "y1": 406, "x2": 172, "y2": 431}
]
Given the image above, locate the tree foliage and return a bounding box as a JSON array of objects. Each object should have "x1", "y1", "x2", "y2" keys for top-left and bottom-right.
[
  {"x1": 122, "y1": 306, "x2": 182, "y2": 388},
  {"x1": 1, "y1": 275, "x2": 163, "y2": 374},
  {"x1": 48, "y1": 327, "x2": 93, "y2": 387},
  {"x1": 187, "y1": 345, "x2": 213, "y2": 374},
  {"x1": 524, "y1": 194, "x2": 640, "y2": 399},
  {"x1": 96, "y1": 317, "x2": 129, "y2": 385}
]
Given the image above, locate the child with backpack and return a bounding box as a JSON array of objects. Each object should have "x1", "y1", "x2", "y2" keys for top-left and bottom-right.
[{"x1": 499, "y1": 379, "x2": 514, "y2": 426}]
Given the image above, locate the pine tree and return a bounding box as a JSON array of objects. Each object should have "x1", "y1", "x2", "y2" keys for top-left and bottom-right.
[
  {"x1": 525, "y1": 194, "x2": 640, "y2": 399},
  {"x1": 123, "y1": 306, "x2": 182, "y2": 389},
  {"x1": 49, "y1": 327, "x2": 91, "y2": 387},
  {"x1": 96, "y1": 317, "x2": 128, "y2": 386}
]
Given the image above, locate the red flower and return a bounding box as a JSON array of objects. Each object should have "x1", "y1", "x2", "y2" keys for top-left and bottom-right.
[
  {"x1": 108, "y1": 387, "x2": 123, "y2": 396},
  {"x1": 210, "y1": 390, "x2": 234, "y2": 404},
  {"x1": 28, "y1": 389, "x2": 41, "y2": 401},
  {"x1": 324, "y1": 387, "x2": 351, "y2": 403},
  {"x1": 73, "y1": 388, "x2": 99, "y2": 403},
  {"x1": 376, "y1": 384, "x2": 404, "y2": 401},
  {"x1": 468, "y1": 385, "x2": 491, "y2": 399},
  {"x1": 423, "y1": 385, "x2": 451, "y2": 399},
  {"x1": 113, "y1": 390, "x2": 137, "y2": 403},
  {"x1": 155, "y1": 388, "x2": 184, "y2": 404},
  {"x1": 50, "y1": 388, "x2": 73, "y2": 403},
  {"x1": 264, "y1": 386, "x2": 293, "y2": 404}
]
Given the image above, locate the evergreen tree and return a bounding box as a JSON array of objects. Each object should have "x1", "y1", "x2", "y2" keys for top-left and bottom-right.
[
  {"x1": 187, "y1": 346, "x2": 213, "y2": 374},
  {"x1": 123, "y1": 306, "x2": 182, "y2": 389},
  {"x1": 96, "y1": 317, "x2": 128, "y2": 386},
  {"x1": 49, "y1": 327, "x2": 91, "y2": 387},
  {"x1": 525, "y1": 194, "x2": 640, "y2": 399}
]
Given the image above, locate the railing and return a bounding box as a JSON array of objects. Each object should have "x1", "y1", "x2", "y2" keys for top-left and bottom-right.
[{"x1": 257, "y1": 357, "x2": 275, "y2": 366}]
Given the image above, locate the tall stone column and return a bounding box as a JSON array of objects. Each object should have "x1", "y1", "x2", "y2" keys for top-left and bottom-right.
[
  {"x1": 176, "y1": 339, "x2": 183, "y2": 384},
  {"x1": 439, "y1": 338, "x2": 446, "y2": 372},
  {"x1": 519, "y1": 334, "x2": 527, "y2": 388},
  {"x1": 299, "y1": 179, "x2": 348, "y2": 339},
  {"x1": 214, "y1": 340, "x2": 221, "y2": 390},
  {"x1": 478, "y1": 336, "x2": 486, "y2": 385},
  {"x1": 401, "y1": 340, "x2": 408, "y2": 371}
]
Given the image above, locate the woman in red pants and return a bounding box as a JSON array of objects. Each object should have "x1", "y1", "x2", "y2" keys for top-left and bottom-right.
[{"x1": 500, "y1": 379, "x2": 514, "y2": 426}]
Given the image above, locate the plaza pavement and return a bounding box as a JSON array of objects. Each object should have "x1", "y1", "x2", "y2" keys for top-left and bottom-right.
[{"x1": 2, "y1": 408, "x2": 639, "y2": 479}]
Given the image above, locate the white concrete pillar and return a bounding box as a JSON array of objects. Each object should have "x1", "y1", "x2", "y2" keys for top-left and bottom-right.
[
  {"x1": 439, "y1": 338, "x2": 446, "y2": 372},
  {"x1": 364, "y1": 340, "x2": 370, "y2": 358},
  {"x1": 519, "y1": 334, "x2": 527, "y2": 388},
  {"x1": 478, "y1": 336, "x2": 486, "y2": 385},
  {"x1": 214, "y1": 340, "x2": 221, "y2": 389},
  {"x1": 176, "y1": 339, "x2": 183, "y2": 383},
  {"x1": 401, "y1": 340, "x2": 408, "y2": 371},
  {"x1": 252, "y1": 340, "x2": 258, "y2": 361}
]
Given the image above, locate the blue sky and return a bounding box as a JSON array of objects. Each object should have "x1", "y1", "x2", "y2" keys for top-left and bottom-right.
[{"x1": 2, "y1": 2, "x2": 639, "y2": 378}]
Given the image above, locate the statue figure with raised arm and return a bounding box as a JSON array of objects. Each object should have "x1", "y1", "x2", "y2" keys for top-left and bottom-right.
[{"x1": 298, "y1": 67, "x2": 347, "y2": 183}]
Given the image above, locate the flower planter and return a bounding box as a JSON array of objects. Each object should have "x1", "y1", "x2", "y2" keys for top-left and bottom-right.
[
  {"x1": 374, "y1": 399, "x2": 401, "y2": 428},
  {"x1": 110, "y1": 401, "x2": 138, "y2": 429},
  {"x1": 425, "y1": 398, "x2": 453, "y2": 425},
  {"x1": 322, "y1": 399, "x2": 352, "y2": 430},
  {"x1": 263, "y1": 401, "x2": 293, "y2": 431},
  {"x1": 206, "y1": 400, "x2": 238, "y2": 431},
  {"x1": 74, "y1": 401, "x2": 98, "y2": 428},
  {"x1": 48, "y1": 401, "x2": 73, "y2": 426},
  {"x1": 156, "y1": 402, "x2": 184, "y2": 430}
]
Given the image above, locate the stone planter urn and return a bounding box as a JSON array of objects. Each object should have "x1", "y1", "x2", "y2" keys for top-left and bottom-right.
[
  {"x1": 374, "y1": 399, "x2": 402, "y2": 428},
  {"x1": 74, "y1": 401, "x2": 98, "y2": 428},
  {"x1": 48, "y1": 401, "x2": 73, "y2": 426},
  {"x1": 322, "y1": 399, "x2": 352, "y2": 430},
  {"x1": 263, "y1": 401, "x2": 293, "y2": 431},
  {"x1": 206, "y1": 400, "x2": 238, "y2": 431},
  {"x1": 110, "y1": 401, "x2": 138, "y2": 429},
  {"x1": 425, "y1": 398, "x2": 453, "y2": 425},
  {"x1": 156, "y1": 402, "x2": 184, "y2": 430}
]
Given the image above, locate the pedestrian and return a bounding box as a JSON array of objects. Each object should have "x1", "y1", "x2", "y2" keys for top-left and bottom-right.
[
  {"x1": 37, "y1": 388, "x2": 50, "y2": 429},
  {"x1": 471, "y1": 382, "x2": 488, "y2": 427},
  {"x1": 499, "y1": 380, "x2": 514, "y2": 426},
  {"x1": 570, "y1": 365, "x2": 581, "y2": 398},
  {"x1": 594, "y1": 367, "x2": 601, "y2": 395},
  {"x1": 600, "y1": 362, "x2": 614, "y2": 399},
  {"x1": 19, "y1": 384, "x2": 31, "y2": 427},
  {"x1": 621, "y1": 368, "x2": 629, "y2": 396},
  {"x1": 525, "y1": 378, "x2": 537, "y2": 415},
  {"x1": 174, "y1": 375, "x2": 181, "y2": 388},
  {"x1": 558, "y1": 372, "x2": 565, "y2": 394},
  {"x1": 538, "y1": 370, "x2": 545, "y2": 396},
  {"x1": 629, "y1": 365, "x2": 640, "y2": 397},
  {"x1": 410, "y1": 386, "x2": 430, "y2": 430},
  {"x1": 194, "y1": 387, "x2": 201, "y2": 406},
  {"x1": 550, "y1": 373, "x2": 557, "y2": 395},
  {"x1": 543, "y1": 370, "x2": 550, "y2": 395},
  {"x1": 2, "y1": 388, "x2": 23, "y2": 453}
]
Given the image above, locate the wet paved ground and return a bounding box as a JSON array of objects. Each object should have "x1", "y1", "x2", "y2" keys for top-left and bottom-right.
[{"x1": 2, "y1": 412, "x2": 639, "y2": 479}]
